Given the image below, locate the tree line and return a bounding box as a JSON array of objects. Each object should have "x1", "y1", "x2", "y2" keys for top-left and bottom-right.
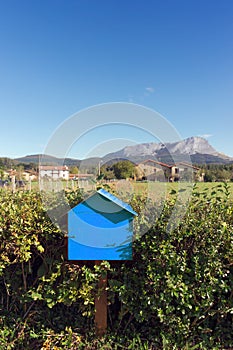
[
  {"x1": 101, "y1": 161, "x2": 233, "y2": 182},
  {"x1": 1, "y1": 157, "x2": 233, "y2": 182},
  {"x1": 199, "y1": 163, "x2": 233, "y2": 182}
]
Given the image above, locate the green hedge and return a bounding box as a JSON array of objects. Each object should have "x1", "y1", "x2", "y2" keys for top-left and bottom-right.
[{"x1": 0, "y1": 185, "x2": 232, "y2": 349}]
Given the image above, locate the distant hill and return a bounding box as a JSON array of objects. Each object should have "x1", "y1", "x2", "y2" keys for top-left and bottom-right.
[
  {"x1": 6, "y1": 136, "x2": 233, "y2": 169},
  {"x1": 14, "y1": 154, "x2": 102, "y2": 170},
  {"x1": 15, "y1": 154, "x2": 81, "y2": 166},
  {"x1": 15, "y1": 154, "x2": 57, "y2": 165}
]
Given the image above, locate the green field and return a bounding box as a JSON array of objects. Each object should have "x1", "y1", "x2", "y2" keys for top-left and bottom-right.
[
  {"x1": 139, "y1": 181, "x2": 232, "y2": 197},
  {"x1": 5, "y1": 180, "x2": 233, "y2": 203},
  {"x1": 120, "y1": 181, "x2": 233, "y2": 203}
]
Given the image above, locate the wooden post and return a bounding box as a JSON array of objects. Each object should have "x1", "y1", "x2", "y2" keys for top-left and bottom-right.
[{"x1": 95, "y1": 260, "x2": 107, "y2": 336}]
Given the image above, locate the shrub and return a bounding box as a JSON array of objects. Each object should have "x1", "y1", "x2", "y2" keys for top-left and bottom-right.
[{"x1": 0, "y1": 184, "x2": 232, "y2": 349}]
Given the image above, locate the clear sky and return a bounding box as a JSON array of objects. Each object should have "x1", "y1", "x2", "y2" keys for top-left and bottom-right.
[{"x1": 0, "y1": 0, "x2": 233, "y2": 159}]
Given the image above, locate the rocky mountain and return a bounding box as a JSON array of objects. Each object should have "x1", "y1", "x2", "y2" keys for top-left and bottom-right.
[
  {"x1": 13, "y1": 137, "x2": 232, "y2": 167},
  {"x1": 103, "y1": 137, "x2": 232, "y2": 164},
  {"x1": 105, "y1": 137, "x2": 216, "y2": 158}
]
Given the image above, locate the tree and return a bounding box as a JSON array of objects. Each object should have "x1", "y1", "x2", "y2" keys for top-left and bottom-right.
[
  {"x1": 204, "y1": 170, "x2": 214, "y2": 182},
  {"x1": 112, "y1": 160, "x2": 135, "y2": 179},
  {"x1": 0, "y1": 157, "x2": 15, "y2": 169},
  {"x1": 16, "y1": 165, "x2": 24, "y2": 180},
  {"x1": 69, "y1": 166, "x2": 79, "y2": 174},
  {"x1": 99, "y1": 165, "x2": 115, "y2": 180},
  {"x1": 0, "y1": 168, "x2": 4, "y2": 180}
]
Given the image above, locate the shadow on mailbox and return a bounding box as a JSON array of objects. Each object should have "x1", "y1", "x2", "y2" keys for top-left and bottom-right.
[{"x1": 68, "y1": 189, "x2": 137, "y2": 260}]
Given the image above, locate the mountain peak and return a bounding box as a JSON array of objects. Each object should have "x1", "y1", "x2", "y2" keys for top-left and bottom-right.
[
  {"x1": 102, "y1": 136, "x2": 232, "y2": 164},
  {"x1": 13, "y1": 136, "x2": 232, "y2": 166},
  {"x1": 166, "y1": 136, "x2": 218, "y2": 155}
]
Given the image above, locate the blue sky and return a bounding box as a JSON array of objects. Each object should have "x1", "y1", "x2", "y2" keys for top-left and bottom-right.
[{"x1": 0, "y1": 0, "x2": 233, "y2": 159}]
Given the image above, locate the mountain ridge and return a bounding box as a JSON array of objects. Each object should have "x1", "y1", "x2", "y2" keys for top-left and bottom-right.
[
  {"x1": 104, "y1": 137, "x2": 220, "y2": 158},
  {"x1": 102, "y1": 137, "x2": 232, "y2": 164},
  {"x1": 8, "y1": 136, "x2": 233, "y2": 166}
]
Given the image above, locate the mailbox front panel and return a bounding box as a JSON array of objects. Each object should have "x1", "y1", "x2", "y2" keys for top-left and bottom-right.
[{"x1": 67, "y1": 191, "x2": 136, "y2": 261}]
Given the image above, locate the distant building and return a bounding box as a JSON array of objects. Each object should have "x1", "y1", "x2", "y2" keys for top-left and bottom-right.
[
  {"x1": 39, "y1": 165, "x2": 69, "y2": 180},
  {"x1": 22, "y1": 171, "x2": 37, "y2": 181},
  {"x1": 69, "y1": 173, "x2": 95, "y2": 189},
  {"x1": 5, "y1": 169, "x2": 17, "y2": 180},
  {"x1": 69, "y1": 173, "x2": 94, "y2": 180},
  {"x1": 173, "y1": 162, "x2": 205, "y2": 182},
  {"x1": 135, "y1": 159, "x2": 172, "y2": 181},
  {"x1": 135, "y1": 159, "x2": 205, "y2": 182}
]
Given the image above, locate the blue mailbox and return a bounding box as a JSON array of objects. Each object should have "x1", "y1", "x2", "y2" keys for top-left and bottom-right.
[{"x1": 67, "y1": 189, "x2": 137, "y2": 260}]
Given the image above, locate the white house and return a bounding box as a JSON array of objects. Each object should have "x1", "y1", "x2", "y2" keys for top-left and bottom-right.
[{"x1": 39, "y1": 165, "x2": 69, "y2": 180}]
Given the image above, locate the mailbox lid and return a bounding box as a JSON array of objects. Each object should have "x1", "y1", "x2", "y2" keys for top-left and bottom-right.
[{"x1": 97, "y1": 189, "x2": 138, "y2": 217}]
